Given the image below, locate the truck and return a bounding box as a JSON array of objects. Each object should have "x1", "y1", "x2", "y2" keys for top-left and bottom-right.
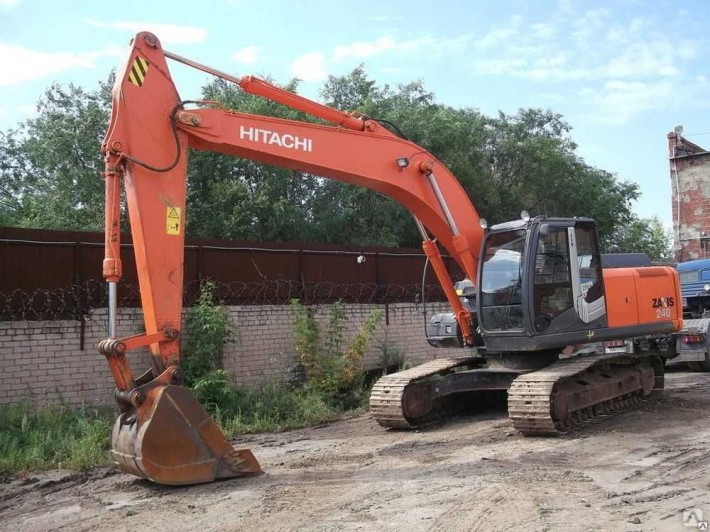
[{"x1": 673, "y1": 259, "x2": 710, "y2": 371}]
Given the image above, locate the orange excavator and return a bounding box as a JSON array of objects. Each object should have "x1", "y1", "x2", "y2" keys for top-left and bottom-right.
[{"x1": 99, "y1": 32, "x2": 682, "y2": 485}]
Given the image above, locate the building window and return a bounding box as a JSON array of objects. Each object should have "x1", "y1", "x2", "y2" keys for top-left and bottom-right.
[{"x1": 702, "y1": 237, "x2": 710, "y2": 257}]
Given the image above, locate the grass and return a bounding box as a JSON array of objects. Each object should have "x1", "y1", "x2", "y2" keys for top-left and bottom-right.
[
  {"x1": 212, "y1": 383, "x2": 367, "y2": 436},
  {"x1": 0, "y1": 381, "x2": 369, "y2": 476},
  {"x1": 0, "y1": 403, "x2": 113, "y2": 475},
  {"x1": 191, "y1": 371, "x2": 368, "y2": 436}
]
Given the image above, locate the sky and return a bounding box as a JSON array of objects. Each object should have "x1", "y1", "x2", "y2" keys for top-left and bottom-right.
[{"x1": 1, "y1": 0, "x2": 709, "y2": 231}]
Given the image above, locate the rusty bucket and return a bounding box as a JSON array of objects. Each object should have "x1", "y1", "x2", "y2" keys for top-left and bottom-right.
[{"x1": 110, "y1": 384, "x2": 262, "y2": 485}]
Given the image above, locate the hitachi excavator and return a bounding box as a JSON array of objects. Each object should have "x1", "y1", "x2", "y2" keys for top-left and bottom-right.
[{"x1": 99, "y1": 32, "x2": 682, "y2": 485}]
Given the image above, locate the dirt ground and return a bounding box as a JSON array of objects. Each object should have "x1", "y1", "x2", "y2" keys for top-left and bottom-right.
[{"x1": 1, "y1": 363, "x2": 709, "y2": 532}]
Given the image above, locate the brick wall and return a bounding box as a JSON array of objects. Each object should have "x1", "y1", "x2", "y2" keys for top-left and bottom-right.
[
  {"x1": 0, "y1": 302, "x2": 454, "y2": 408},
  {"x1": 668, "y1": 132, "x2": 710, "y2": 262}
]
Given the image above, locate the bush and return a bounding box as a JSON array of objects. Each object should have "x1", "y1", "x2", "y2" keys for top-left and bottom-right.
[
  {"x1": 217, "y1": 383, "x2": 346, "y2": 435},
  {"x1": 291, "y1": 299, "x2": 382, "y2": 408},
  {"x1": 182, "y1": 281, "x2": 238, "y2": 386},
  {"x1": 376, "y1": 332, "x2": 407, "y2": 373},
  {"x1": 191, "y1": 369, "x2": 238, "y2": 413}
]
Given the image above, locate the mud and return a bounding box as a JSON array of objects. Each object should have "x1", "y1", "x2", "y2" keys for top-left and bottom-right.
[{"x1": 1, "y1": 364, "x2": 709, "y2": 532}]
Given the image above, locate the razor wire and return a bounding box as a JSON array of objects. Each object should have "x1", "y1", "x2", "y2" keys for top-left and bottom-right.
[{"x1": 0, "y1": 278, "x2": 449, "y2": 321}]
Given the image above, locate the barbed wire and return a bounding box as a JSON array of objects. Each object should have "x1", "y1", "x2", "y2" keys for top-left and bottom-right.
[{"x1": 0, "y1": 279, "x2": 449, "y2": 321}]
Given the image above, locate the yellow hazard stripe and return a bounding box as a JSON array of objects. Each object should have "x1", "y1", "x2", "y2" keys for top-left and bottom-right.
[{"x1": 128, "y1": 57, "x2": 150, "y2": 87}]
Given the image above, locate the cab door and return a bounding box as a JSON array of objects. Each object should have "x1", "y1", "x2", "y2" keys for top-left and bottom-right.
[
  {"x1": 530, "y1": 220, "x2": 607, "y2": 334},
  {"x1": 568, "y1": 221, "x2": 607, "y2": 324}
]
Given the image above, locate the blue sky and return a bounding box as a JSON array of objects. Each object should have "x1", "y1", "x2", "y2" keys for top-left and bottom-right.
[{"x1": 1, "y1": 0, "x2": 708, "y2": 230}]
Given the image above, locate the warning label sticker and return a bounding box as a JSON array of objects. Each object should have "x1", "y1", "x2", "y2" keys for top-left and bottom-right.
[
  {"x1": 128, "y1": 56, "x2": 150, "y2": 87},
  {"x1": 166, "y1": 207, "x2": 181, "y2": 235}
]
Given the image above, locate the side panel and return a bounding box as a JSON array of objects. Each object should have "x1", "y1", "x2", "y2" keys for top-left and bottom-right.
[
  {"x1": 602, "y1": 269, "x2": 639, "y2": 327},
  {"x1": 604, "y1": 267, "x2": 682, "y2": 329}
]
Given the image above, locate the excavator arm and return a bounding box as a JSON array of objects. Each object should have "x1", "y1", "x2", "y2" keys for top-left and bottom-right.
[{"x1": 99, "y1": 32, "x2": 484, "y2": 485}]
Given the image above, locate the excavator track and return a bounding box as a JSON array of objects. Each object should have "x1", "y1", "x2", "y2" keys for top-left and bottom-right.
[
  {"x1": 508, "y1": 352, "x2": 663, "y2": 436},
  {"x1": 370, "y1": 357, "x2": 482, "y2": 428}
]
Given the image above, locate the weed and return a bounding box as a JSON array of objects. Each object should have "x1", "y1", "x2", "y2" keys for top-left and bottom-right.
[
  {"x1": 376, "y1": 332, "x2": 407, "y2": 374},
  {"x1": 291, "y1": 299, "x2": 382, "y2": 408},
  {"x1": 182, "y1": 280, "x2": 238, "y2": 386}
]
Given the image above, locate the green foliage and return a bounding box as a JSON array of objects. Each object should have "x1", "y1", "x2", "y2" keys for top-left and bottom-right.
[
  {"x1": 376, "y1": 332, "x2": 407, "y2": 373},
  {"x1": 182, "y1": 281, "x2": 238, "y2": 386},
  {"x1": 186, "y1": 78, "x2": 320, "y2": 242},
  {"x1": 291, "y1": 299, "x2": 382, "y2": 407},
  {"x1": 291, "y1": 298, "x2": 320, "y2": 381},
  {"x1": 191, "y1": 369, "x2": 239, "y2": 413},
  {"x1": 0, "y1": 403, "x2": 112, "y2": 475},
  {"x1": 603, "y1": 215, "x2": 673, "y2": 262},
  {"x1": 0, "y1": 78, "x2": 112, "y2": 230},
  {"x1": 192, "y1": 373, "x2": 348, "y2": 435},
  {"x1": 184, "y1": 291, "x2": 368, "y2": 435},
  {"x1": 0, "y1": 66, "x2": 645, "y2": 250},
  {"x1": 317, "y1": 67, "x2": 640, "y2": 247},
  {"x1": 0, "y1": 381, "x2": 355, "y2": 475}
]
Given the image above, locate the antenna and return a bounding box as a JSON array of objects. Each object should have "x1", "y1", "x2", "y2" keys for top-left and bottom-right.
[{"x1": 674, "y1": 125, "x2": 684, "y2": 148}]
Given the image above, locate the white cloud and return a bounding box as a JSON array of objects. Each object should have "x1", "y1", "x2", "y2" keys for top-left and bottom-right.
[
  {"x1": 334, "y1": 37, "x2": 397, "y2": 60},
  {"x1": 16, "y1": 104, "x2": 36, "y2": 116},
  {"x1": 602, "y1": 38, "x2": 681, "y2": 79},
  {"x1": 332, "y1": 34, "x2": 467, "y2": 62},
  {"x1": 0, "y1": 44, "x2": 121, "y2": 87},
  {"x1": 290, "y1": 52, "x2": 327, "y2": 82},
  {"x1": 470, "y1": 13, "x2": 698, "y2": 84},
  {"x1": 570, "y1": 8, "x2": 612, "y2": 46},
  {"x1": 579, "y1": 80, "x2": 674, "y2": 125},
  {"x1": 290, "y1": 34, "x2": 469, "y2": 83},
  {"x1": 232, "y1": 45, "x2": 259, "y2": 66},
  {"x1": 0, "y1": 0, "x2": 20, "y2": 7},
  {"x1": 477, "y1": 15, "x2": 524, "y2": 51},
  {"x1": 461, "y1": 9, "x2": 706, "y2": 124},
  {"x1": 83, "y1": 19, "x2": 207, "y2": 45},
  {"x1": 370, "y1": 15, "x2": 403, "y2": 22}
]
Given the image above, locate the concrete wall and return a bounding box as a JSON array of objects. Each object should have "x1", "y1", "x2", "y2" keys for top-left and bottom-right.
[{"x1": 0, "y1": 302, "x2": 453, "y2": 408}]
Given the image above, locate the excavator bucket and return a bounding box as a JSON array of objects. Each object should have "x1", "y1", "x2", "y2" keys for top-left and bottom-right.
[{"x1": 110, "y1": 384, "x2": 262, "y2": 485}]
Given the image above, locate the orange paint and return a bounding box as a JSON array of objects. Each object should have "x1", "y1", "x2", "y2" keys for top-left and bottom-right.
[{"x1": 603, "y1": 266, "x2": 682, "y2": 330}]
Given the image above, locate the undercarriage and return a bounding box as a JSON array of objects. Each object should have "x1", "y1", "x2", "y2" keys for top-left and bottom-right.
[{"x1": 370, "y1": 350, "x2": 664, "y2": 435}]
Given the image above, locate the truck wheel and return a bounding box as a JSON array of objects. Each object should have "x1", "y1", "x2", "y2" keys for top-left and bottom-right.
[{"x1": 687, "y1": 360, "x2": 710, "y2": 372}]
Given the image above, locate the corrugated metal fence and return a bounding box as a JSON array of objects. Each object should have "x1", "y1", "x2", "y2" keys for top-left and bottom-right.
[{"x1": 0, "y1": 227, "x2": 462, "y2": 319}]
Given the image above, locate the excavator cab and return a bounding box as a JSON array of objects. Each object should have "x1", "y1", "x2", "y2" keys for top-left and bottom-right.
[
  {"x1": 478, "y1": 217, "x2": 606, "y2": 345},
  {"x1": 425, "y1": 216, "x2": 608, "y2": 351},
  {"x1": 478, "y1": 216, "x2": 677, "y2": 353}
]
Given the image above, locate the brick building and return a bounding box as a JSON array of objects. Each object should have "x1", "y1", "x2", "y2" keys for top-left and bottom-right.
[{"x1": 668, "y1": 129, "x2": 710, "y2": 262}]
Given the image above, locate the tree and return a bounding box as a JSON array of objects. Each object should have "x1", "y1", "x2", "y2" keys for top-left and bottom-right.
[
  {"x1": 472, "y1": 109, "x2": 640, "y2": 244},
  {"x1": 0, "y1": 66, "x2": 649, "y2": 255},
  {"x1": 0, "y1": 79, "x2": 111, "y2": 230},
  {"x1": 604, "y1": 216, "x2": 673, "y2": 263},
  {"x1": 319, "y1": 68, "x2": 640, "y2": 247},
  {"x1": 185, "y1": 77, "x2": 320, "y2": 242},
  {"x1": 317, "y1": 68, "x2": 488, "y2": 247}
]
